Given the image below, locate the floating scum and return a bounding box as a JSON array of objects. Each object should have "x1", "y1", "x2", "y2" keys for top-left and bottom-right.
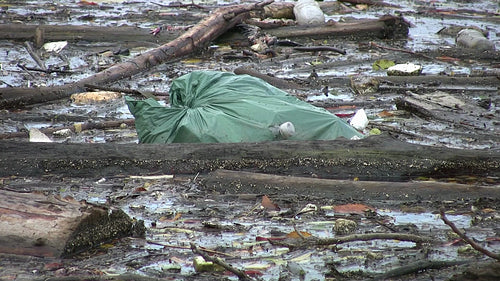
[{"x1": 126, "y1": 71, "x2": 363, "y2": 143}]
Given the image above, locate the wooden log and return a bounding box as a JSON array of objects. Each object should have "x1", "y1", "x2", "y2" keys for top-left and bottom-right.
[
  {"x1": 0, "y1": 0, "x2": 274, "y2": 109},
  {"x1": 202, "y1": 169, "x2": 499, "y2": 201},
  {"x1": 262, "y1": 15, "x2": 409, "y2": 40},
  {"x1": 0, "y1": 135, "x2": 498, "y2": 181},
  {"x1": 0, "y1": 23, "x2": 183, "y2": 45},
  {"x1": 0, "y1": 189, "x2": 145, "y2": 258}
]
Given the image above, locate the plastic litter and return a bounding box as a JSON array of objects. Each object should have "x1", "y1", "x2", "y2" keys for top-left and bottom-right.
[
  {"x1": 126, "y1": 71, "x2": 363, "y2": 143},
  {"x1": 387, "y1": 63, "x2": 422, "y2": 76},
  {"x1": 293, "y1": 0, "x2": 325, "y2": 25},
  {"x1": 350, "y1": 109, "x2": 368, "y2": 131},
  {"x1": 456, "y1": 29, "x2": 495, "y2": 51}
]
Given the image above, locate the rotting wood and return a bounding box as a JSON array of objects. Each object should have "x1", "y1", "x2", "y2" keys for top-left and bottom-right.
[
  {"x1": 0, "y1": 135, "x2": 498, "y2": 181},
  {"x1": 0, "y1": 189, "x2": 145, "y2": 258},
  {"x1": 395, "y1": 91, "x2": 497, "y2": 131},
  {"x1": 0, "y1": 0, "x2": 274, "y2": 109},
  {"x1": 203, "y1": 169, "x2": 500, "y2": 201}
]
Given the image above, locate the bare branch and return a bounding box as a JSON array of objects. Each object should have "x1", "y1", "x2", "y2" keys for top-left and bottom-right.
[{"x1": 440, "y1": 209, "x2": 500, "y2": 261}]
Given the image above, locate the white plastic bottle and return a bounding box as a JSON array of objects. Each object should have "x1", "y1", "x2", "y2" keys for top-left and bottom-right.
[{"x1": 293, "y1": 0, "x2": 325, "y2": 25}]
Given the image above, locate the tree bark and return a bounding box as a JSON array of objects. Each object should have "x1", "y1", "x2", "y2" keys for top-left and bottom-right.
[
  {"x1": 0, "y1": 189, "x2": 145, "y2": 258},
  {"x1": 0, "y1": 135, "x2": 498, "y2": 181},
  {"x1": 0, "y1": 0, "x2": 274, "y2": 109}
]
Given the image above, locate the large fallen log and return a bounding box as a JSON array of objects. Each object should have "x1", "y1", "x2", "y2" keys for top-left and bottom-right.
[
  {"x1": 0, "y1": 189, "x2": 145, "y2": 258},
  {"x1": 0, "y1": 0, "x2": 274, "y2": 109},
  {"x1": 0, "y1": 135, "x2": 498, "y2": 181},
  {"x1": 203, "y1": 169, "x2": 499, "y2": 201},
  {"x1": 0, "y1": 24, "x2": 184, "y2": 46}
]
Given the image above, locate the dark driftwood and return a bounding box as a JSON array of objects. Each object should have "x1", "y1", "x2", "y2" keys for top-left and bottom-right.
[
  {"x1": 203, "y1": 169, "x2": 499, "y2": 201},
  {"x1": 0, "y1": 189, "x2": 145, "y2": 258},
  {"x1": 263, "y1": 15, "x2": 409, "y2": 40},
  {"x1": 0, "y1": 24, "x2": 183, "y2": 45},
  {"x1": 0, "y1": 135, "x2": 498, "y2": 181},
  {"x1": 0, "y1": 0, "x2": 273, "y2": 109}
]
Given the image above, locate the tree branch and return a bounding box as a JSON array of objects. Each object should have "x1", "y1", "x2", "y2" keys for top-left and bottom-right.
[{"x1": 440, "y1": 209, "x2": 500, "y2": 261}]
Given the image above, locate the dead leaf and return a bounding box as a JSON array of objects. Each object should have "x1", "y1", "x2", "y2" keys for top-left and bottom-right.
[
  {"x1": 436, "y1": 56, "x2": 460, "y2": 62},
  {"x1": 378, "y1": 110, "x2": 394, "y2": 118},
  {"x1": 333, "y1": 203, "x2": 375, "y2": 214},
  {"x1": 261, "y1": 195, "x2": 280, "y2": 211},
  {"x1": 286, "y1": 231, "x2": 312, "y2": 239}
]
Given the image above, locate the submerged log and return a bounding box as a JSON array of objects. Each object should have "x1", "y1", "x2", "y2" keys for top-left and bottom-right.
[
  {"x1": 0, "y1": 135, "x2": 498, "y2": 181},
  {"x1": 0, "y1": 189, "x2": 145, "y2": 258},
  {"x1": 203, "y1": 169, "x2": 499, "y2": 201}
]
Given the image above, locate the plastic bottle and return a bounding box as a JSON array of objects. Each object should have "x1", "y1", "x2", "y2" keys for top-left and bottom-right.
[{"x1": 293, "y1": 0, "x2": 325, "y2": 25}]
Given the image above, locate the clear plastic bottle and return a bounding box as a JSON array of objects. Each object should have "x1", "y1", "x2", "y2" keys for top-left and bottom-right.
[{"x1": 293, "y1": 0, "x2": 325, "y2": 25}]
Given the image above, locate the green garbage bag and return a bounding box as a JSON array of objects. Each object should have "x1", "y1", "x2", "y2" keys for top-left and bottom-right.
[{"x1": 126, "y1": 71, "x2": 363, "y2": 143}]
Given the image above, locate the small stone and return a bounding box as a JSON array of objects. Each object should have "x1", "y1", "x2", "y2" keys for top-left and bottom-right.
[{"x1": 334, "y1": 218, "x2": 357, "y2": 235}]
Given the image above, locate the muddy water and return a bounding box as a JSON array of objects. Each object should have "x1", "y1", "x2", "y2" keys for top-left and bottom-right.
[
  {"x1": 1, "y1": 0, "x2": 498, "y2": 148},
  {"x1": 2, "y1": 175, "x2": 498, "y2": 280},
  {"x1": 0, "y1": 1, "x2": 499, "y2": 280}
]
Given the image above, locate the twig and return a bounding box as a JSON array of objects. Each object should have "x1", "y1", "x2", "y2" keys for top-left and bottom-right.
[
  {"x1": 84, "y1": 84, "x2": 163, "y2": 99},
  {"x1": 21, "y1": 65, "x2": 73, "y2": 74},
  {"x1": 190, "y1": 243, "x2": 254, "y2": 281},
  {"x1": 24, "y1": 41, "x2": 47, "y2": 71},
  {"x1": 16, "y1": 63, "x2": 37, "y2": 80},
  {"x1": 294, "y1": 46, "x2": 346, "y2": 55},
  {"x1": 147, "y1": 241, "x2": 234, "y2": 257},
  {"x1": 440, "y1": 209, "x2": 500, "y2": 261}
]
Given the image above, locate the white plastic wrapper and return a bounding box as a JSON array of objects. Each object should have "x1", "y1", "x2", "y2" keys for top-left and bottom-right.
[
  {"x1": 350, "y1": 109, "x2": 368, "y2": 131},
  {"x1": 293, "y1": 0, "x2": 325, "y2": 25},
  {"x1": 42, "y1": 41, "x2": 68, "y2": 53}
]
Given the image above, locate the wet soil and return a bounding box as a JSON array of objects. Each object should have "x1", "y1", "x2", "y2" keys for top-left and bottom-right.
[{"x1": 0, "y1": 0, "x2": 499, "y2": 280}]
